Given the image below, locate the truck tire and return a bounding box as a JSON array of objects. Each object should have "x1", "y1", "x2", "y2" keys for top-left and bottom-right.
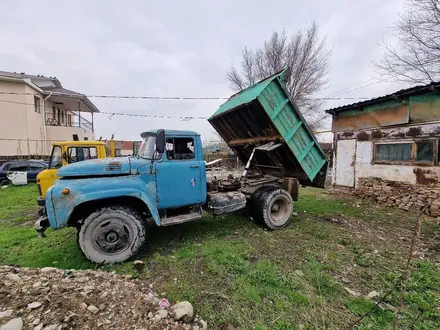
[
  {"x1": 78, "y1": 206, "x2": 146, "y2": 264},
  {"x1": 258, "y1": 189, "x2": 293, "y2": 230},
  {"x1": 250, "y1": 185, "x2": 278, "y2": 223}
]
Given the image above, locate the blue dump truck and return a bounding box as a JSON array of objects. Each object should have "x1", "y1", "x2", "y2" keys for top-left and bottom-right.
[{"x1": 35, "y1": 70, "x2": 328, "y2": 263}]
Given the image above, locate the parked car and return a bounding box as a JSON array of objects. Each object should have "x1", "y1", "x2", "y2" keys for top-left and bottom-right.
[{"x1": 0, "y1": 160, "x2": 48, "y2": 186}]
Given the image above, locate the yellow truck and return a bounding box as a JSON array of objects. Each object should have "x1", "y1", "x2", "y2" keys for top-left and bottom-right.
[{"x1": 36, "y1": 139, "x2": 115, "y2": 209}]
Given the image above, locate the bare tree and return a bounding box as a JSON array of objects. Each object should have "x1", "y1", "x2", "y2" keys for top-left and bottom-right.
[
  {"x1": 227, "y1": 22, "x2": 331, "y2": 129},
  {"x1": 375, "y1": 0, "x2": 440, "y2": 83}
]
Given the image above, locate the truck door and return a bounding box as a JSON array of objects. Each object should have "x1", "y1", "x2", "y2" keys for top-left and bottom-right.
[{"x1": 155, "y1": 137, "x2": 203, "y2": 209}]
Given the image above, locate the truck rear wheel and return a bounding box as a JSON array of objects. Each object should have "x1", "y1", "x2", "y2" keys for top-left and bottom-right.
[
  {"x1": 251, "y1": 185, "x2": 278, "y2": 223},
  {"x1": 258, "y1": 189, "x2": 293, "y2": 230},
  {"x1": 78, "y1": 206, "x2": 146, "y2": 264}
]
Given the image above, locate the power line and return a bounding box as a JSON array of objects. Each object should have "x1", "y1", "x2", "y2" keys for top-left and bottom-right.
[
  {"x1": 327, "y1": 78, "x2": 381, "y2": 97},
  {"x1": 0, "y1": 91, "x2": 373, "y2": 101},
  {"x1": 331, "y1": 80, "x2": 383, "y2": 97},
  {"x1": 0, "y1": 99, "x2": 209, "y2": 121}
]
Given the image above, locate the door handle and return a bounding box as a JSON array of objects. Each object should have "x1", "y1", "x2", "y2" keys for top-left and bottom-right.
[{"x1": 190, "y1": 164, "x2": 199, "y2": 168}]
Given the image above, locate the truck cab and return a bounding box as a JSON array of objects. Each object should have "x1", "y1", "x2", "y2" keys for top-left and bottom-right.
[{"x1": 36, "y1": 141, "x2": 110, "y2": 207}]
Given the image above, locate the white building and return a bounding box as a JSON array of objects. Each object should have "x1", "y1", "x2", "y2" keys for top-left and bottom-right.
[{"x1": 0, "y1": 70, "x2": 99, "y2": 157}]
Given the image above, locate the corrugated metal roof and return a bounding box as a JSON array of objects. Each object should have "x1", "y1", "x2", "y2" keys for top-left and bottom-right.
[
  {"x1": 325, "y1": 81, "x2": 440, "y2": 115},
  {"x1": 209, "y1": 69, "x2": 287, "y2": 119}
]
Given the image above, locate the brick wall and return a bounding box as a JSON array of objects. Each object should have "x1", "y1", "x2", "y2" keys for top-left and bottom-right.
[{"x1": 355, "y1": 177, "x2": 440, "y2": 217}]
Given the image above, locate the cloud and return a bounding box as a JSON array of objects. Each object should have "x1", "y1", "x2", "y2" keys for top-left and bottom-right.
[{"x1": 0, "y1": 0, "x2": 407, "y2": 141}]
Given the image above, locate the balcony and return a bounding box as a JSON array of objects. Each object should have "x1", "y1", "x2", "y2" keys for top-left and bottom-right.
[{"x1": 45, "y1": 112, "x2": 93, "y2": 131}]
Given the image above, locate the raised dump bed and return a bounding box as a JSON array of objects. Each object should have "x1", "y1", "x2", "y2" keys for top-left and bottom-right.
[{"x1": 209, "y1": 70, "x2": 328, "y2": 188}]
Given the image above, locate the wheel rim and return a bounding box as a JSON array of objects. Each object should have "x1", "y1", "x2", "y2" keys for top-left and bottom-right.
[
  {"x1": 89, "y1": 217, "x2": 136, "y2": 255},
  {"x1": 269, "y1": 197, "x2": 290, "y2": 224}
]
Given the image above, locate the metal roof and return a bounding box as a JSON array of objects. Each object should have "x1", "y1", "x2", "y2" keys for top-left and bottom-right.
[
  {"x1": 325, "y1": 81, "x2": 440, "y2": 115},
  {"x1": 0, "y1": 70, "x2": 62, "y2": 87},
  {"x1": 41, "y1": 86, "x2": 85, "y2": 97}
]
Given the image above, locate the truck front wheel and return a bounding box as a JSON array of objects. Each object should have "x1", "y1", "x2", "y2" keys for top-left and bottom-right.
[
  {"x1": 258, "y1": 189, "x2": 293, "y2": 230},
  {"x1": 78, "y1": 206, "x2": 146, "y2": 264}
]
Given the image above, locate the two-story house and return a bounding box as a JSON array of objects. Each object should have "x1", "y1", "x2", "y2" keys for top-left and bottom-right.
[{"x1": 0, "y1": 70, "x2": 99, "y2": 158}]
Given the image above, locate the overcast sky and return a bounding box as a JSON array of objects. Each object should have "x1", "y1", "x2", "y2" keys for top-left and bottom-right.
[{"x1": 0, "y1": 0, "x2": 407, "y2": 142}]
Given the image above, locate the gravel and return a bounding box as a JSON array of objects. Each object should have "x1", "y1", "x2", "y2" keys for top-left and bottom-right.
[{"x1": 0, "y1": 265, "x2": 208, "y2": 329}]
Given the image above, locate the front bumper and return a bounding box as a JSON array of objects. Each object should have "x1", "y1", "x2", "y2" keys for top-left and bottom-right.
[
  {"x1": 34, "y1": 216, "x2": 50, "y2": 238},
  {"x1": 37, "y1": 197, "x2": 46, "y2": 207}
]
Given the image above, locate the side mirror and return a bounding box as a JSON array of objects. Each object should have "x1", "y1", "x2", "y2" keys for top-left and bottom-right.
[
  {"x1": 132, "y1": 141, "x2": 138, "y2": 157},
  {"x1": 156, "y1": 129, "x2": 165, "y2": 154}
]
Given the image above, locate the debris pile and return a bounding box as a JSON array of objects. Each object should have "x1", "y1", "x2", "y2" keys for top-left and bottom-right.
[
  {"x1": 0, "y1": 265, "x2": 207, "y2": 330},
  {"x1": 355, "y1": 177, "x2": 440, "y2": 216}
]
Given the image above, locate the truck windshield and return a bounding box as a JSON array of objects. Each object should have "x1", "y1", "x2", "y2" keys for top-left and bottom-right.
[
  {"x1": 138, "y1": 135, "x2": 161, "y2": 160},
  {"x1": 49, "y1": 146, "x2": 62, "y2": 169}
]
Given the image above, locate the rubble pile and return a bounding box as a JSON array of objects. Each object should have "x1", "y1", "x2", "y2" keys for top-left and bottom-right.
[
  {"x1": 0, "y1": 265, "x2": 207, "y2": 330},
  {"x1": 355, "y1": 177, "x2": 440, "y2": 216}
]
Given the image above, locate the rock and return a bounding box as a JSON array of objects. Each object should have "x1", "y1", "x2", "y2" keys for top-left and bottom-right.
[
  {"x1": 0, "y1": 317, "x2": 23, "y2": 330},
  {"x1": 192, "y1": 326, "x2": 200, "y2": 330},
  {"x1": 341, "y1": 277, "x2": 351, "y2": 284},
  {"x1": 147, "y1": 312, "x2": 154, "y2": 319},
  {"x1": 40, "y1": 267, "x2": 58, "y2": 274},
  {"x1": 32, "y1": 319, "x2": 41, "y2": 325},
  {"x1": 0, "y1": 310, "x2": 13, "y2": 319},
  {"x1": 79, "y1": 303, "x2": 88, "y2": 312},
  {"x1": 157, "y1": 310, "x2": 168, "y2": 319},
  {"x1": 133, "y1": 260, "x2": 144, "y2": 268},
  {"x1": 27, "y1": 302, "x2": 42, "y2": 309},
  {"x1": 63, "y1": 313, "x2": 76, "y2": 323},
  {"x1": 32, "y1": 282, "x2": 42, "y2": 288},
  {"x1": 42, "y1": 325, "x2": 58, "y2": 330},
  {"x1": 153, "y1": 314, "x2": 162, "y2": 322},
  {"x1": 367, "y1": 290, "x2": 380, "y2": 299},
  {"x1": 99, "y1": 292, "x2": 108, "y2": 299},
  {"x1": 344, "y1": 287, "x2": 360, "y2": 297},
  {"x1": 198, "y1": 320, "x2": 207, "y2": 329},
  {"x1": 99, "y1": 304, "x2": 105, "y2": 311},
  {"x1": 219, "y1": 324, "x2": 237, "y2": 330},
  {"x1": 33, "y1": 324, "x2": 43, "y2": 330},
  {"x1": 83, "y1": 285, "x2": 94, "y2": 293},
  {"x1": 6, "y1": 274, "x2": 21, "y2": 283},
  {"x1": 87, "y1": 305, "x2": 99, "y2": 314},
  {"x1": 294, "y1": 270, "x2": 304, "y2": 277},
  {"x1": 292, "y1": 212, "x2": 298, "y2": 217},
  {"x1": 170, "y1": 301, "x2": 193, "y2": 321}
]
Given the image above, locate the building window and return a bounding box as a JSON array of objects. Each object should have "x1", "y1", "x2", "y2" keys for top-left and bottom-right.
[
  {"x1": 416, "y1": 141, "x2": 433, "y2": 162},
  {"x1": 375, "y1": 143, "x2": 412, "y2": 162},
  {"x1": 34, "y1": 96, "x2": 41, "y2": 113},
  {"x1": 374, "y1": 140, "x2": 435, "y2": 164},
  {"x1": 67, "y1": 114, "x2": 72, "y2": 126}
]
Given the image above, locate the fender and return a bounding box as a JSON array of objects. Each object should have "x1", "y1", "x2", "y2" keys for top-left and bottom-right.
[{"x1": 46, "y1": 176, "x2": 160, "y2": 229}]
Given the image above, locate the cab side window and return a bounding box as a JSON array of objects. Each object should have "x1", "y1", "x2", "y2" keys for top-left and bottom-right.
[
  {"x1": 166, "y1": 138, "x2": 195, "y2": 160},
  {"x1": 68, "y1": 147, "x2": 98, "y2": 163}
]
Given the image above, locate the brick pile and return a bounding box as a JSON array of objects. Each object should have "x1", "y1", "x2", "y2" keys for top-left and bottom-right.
[{"x1": 355, "y1": 177, "x2": 440, "y2": 217}]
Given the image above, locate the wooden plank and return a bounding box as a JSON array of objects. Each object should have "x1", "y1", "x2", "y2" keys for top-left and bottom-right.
[
  {"x1": 270, "y1": 99, "x2": 289, "y2": 120},
  {"x1": 228, "y1": 135, "x2": 281, "y2": 146}
]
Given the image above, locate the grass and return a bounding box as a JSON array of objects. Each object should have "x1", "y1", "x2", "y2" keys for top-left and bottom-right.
[{"x1": 0, "y1": 185, "x2": 439, "y2": 329}]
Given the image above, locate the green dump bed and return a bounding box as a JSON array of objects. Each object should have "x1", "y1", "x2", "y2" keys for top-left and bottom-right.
[{"x1": 208, "y1": 70, "x2": 328, "y2": 188}]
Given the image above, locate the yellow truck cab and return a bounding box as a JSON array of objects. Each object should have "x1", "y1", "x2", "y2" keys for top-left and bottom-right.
[{"x1": 36, "y1": 140, "x2": 113, "y2": 208}]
